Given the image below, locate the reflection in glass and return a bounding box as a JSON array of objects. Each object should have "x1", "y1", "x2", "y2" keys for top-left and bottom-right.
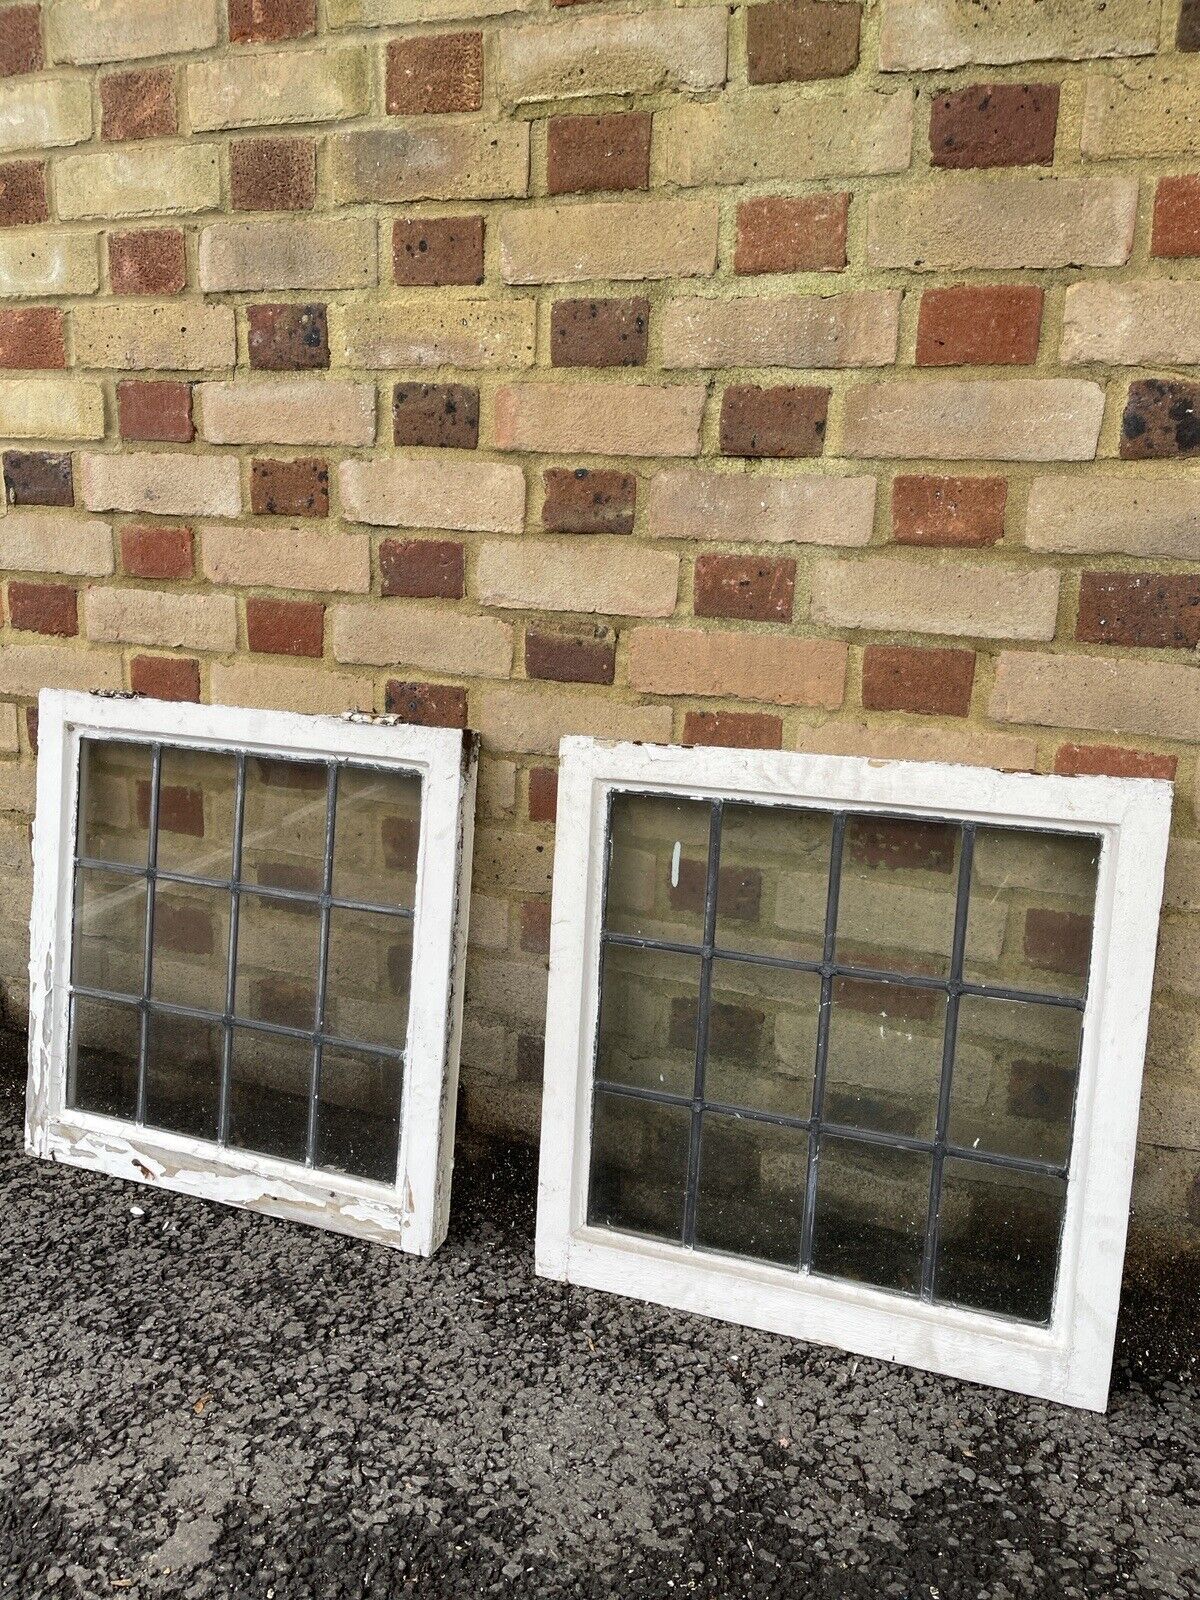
[
  {"x1": 155, "y1": 747, "x2": 236, "y2": 879},
  {"x1": 717, "y1": 803, "x2": 831, "y2": 961},
  {"x1": 836, "y1": 816, "x2": 961, "y2": 977},
  {"x1": 144, "y1": 1012, "x2": 222, "y2": 1140},
  {"x1": 227, "y1": 1027, "x2": 312, "y2": 1164},
  {"x1": 949, "y1": 996, "x2": 1081, "y2": 1165},
  {"x1": 234, "y1": 891, "x2": 320, "y2": 1028},
  {"x1": 695, "y1": 1112, "x2": 806, "y2": 1267},
  {"x1": 68, "y1": 996, "x2": 139, "y2": 1120},
  {"x1": 333, "y1": 766, "x2": 422, "y2": 910},
  {"x1": 150, "y1": 883, "x2": 230, "y2": 1013},
  {"x1": 596, "y1": 942, "x2": 701, "y2": 1097},
  {"x1": 324, "y1": 908, "x2": 412, "y2": 1051},
  {"x1": 604, "y1": 793, "x2": 712, "y2": 944},
  {"x1": 241, "y1": 756, "x2": 328, "y2": 897},
  {"x1": 71, "y1": 869, "x2": 147, "y2": 997},
  {"x1": 824, "y1": 977, "x2": 946, "y2": 1139},
  {"x1": 77, "y1": 738, "x2": 152, "y2": 866},
  {"x1": 705, "y1": 958, "x2": 819, "y2": 1117},
  {"x1": 588, "y1": 1089, "x2": 690, "y2": 1245},
  {"x1": 936, "y1": 1159, "x2": 1066, "y2": 1323},
  {"x1": 965, "y1": 827, "x2": 1099, "y2": 1000},
  {"x1": 316, "y1": 1044, "x2": 403, "y2": 1184},
  {"x1": 811, "y1": 1137, "x2": 931, "y2": 1295}
]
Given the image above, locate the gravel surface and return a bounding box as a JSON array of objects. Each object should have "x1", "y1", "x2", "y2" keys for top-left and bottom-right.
[{"x1": 1, "y1": 1027, "x2": 1197, "y2": 1600}]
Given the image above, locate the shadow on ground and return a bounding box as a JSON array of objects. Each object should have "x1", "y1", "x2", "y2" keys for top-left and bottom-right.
[{"x1": 1, "y1": 1028, "x2": 1196, "y2": 1600}]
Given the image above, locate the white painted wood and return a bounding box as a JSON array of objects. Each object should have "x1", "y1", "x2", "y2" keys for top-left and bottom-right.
[
  {"x1": 26, "y1": 690, "x2": 477, "y2": 1257},
  {"x1": 535, "y1": 738, "x2": 1174, "y2": 1411}
]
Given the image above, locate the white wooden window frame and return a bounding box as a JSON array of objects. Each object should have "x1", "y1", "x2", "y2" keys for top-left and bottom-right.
[
  {"x1": 26, "y1": 689, "x2": 478, "y2": 1258},
  {"x1": 536, "y1": 737, "x2": 1173, "y2": 1410}
]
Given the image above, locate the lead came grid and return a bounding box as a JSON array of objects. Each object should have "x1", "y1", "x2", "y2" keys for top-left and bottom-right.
[
  {"x1": 66, "y1": 737, "x2": 422, "y2": 1185},
  {"x1": 587, "y1": 793, "x2": 1100, "y2": 1325}
]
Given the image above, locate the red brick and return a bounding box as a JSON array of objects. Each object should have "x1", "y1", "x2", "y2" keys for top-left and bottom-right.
[
  {"x1": 542, "y1": 467, "x2": 635, "y2": 535},
  {"x1": 520, "y1": 898, "x2": 551, "y2": 954},
  {"x1": 0, "y1": 307, "x2": 65, "y2": 370},
  {"x1": 3, "y1": 450, "x2": 73, "y2": 507},
  {"x1": 915, "y1": 285, "x2": 1043, "y2": 367},
  {"x1": 228, "y1": 0, "x2": 316, "y2": 44},
  {"x1": 546, "y1": 112, "x2": 651, "y2": 196},
  {"x1": 100, "y1": 69, "x2": 176, "y2": 142},
  {"x1": 383, "y1": 680, "x2": 468, "y2": 728},
  {"x1": 25, "y1": 705, "x2": 37, "y2": 749},
  {"x1": 1181, "y1": 0, "x2": 1200, "y2": 49},
  {"x1": 8, "y1": 581, "x2": 77, "y2": 637},
  {"x1": 836, "y1": 973, "x2": 940, "y2": 1024},
  {"x1": 1121, "y1": 379, "x2": 1200, "y2": 460},
  {"x1": 1023, "y1": 908, "x2": 1091, "y2": 980},
  {"x1": 379, "y1": 538, "x2": 465, "y2": 600},
  {"x1": 155, "y1": 898, "x2": 214, "y2": 956},
  {"x1": 1075, "y1": 572, "x2": 1200, "y2": 650},
  {"x1": 246, "y1": 597, "x2": 325, "y2": 658},
  {"x1": 525, "y1": 627, "x2": 615, "y2": 685},
  {"x1": 131, "y1": 655, "x2": 201, "y2": 702},
  {"x1": 230, "y1": 138, "x2": 316, "y2": 213},
  {"x1": 117, "y1": 380, "x2": 194, "y2": 444},
  {"x1": 734, "y1": 192, "x2": 848, "y2": 275},
  {"x1": 386, "y1": 33, "x2": 482, "y2": 116},
  {"x1": 109, "y1": 230, "x2": 187, "y2": 295},
  {"x1": 930, "y1": 83, "x2": 1059, "y2": 169},
  {"x1": 746, "y1": 1, "x2": 860, "y2": 83},
  {"x1": 861, "y1": 645, "x2": 976, "y2": 717},
  {"x1": 528, "y1": 766, "x2": 557, "y2": 822},
  {"x1": 682, "y1": 710, "x2": 783, "y2": 749},
  {"x1": 671, "y1": 858, "x2": 762, "y2": 921},
  {"x1": 550, "y1": 298, "x2": 648, "y2": 368},
  {"x1": 0, "y1": 160, "x2": 46, "y2": 226},
  {"x1": 0, "y1": 6, "x2": 42, "y2": 77},
  {"x1": 247, "y1": 303, "x2": 329, "y2": 371},
  {"x1": 891, "y1": 475, "x2": 1006, "y2": 547},
  {"x1": 1152, "y1": 176, "x2": 1200, "y2": 258},
  {"x1": 393, "y1": 215, "x2": 484, "y2": 287},
  {"x1": 137, "y1": 779, "x2": 204, "y2": 836},
  {"x1": 121, "y1": 525, "x2": 194, "y2": 581},
  {"x1": 516, "y1": 1033, "x2": 543, "y2": 1081},
  {"x1": 250, "y1": 457, "x2": 329, "y2": 518},
  {"x1": 694, "y1": 554, "x2": 796, "y2": 623},
  {"x1": 720, "y1": 385, "x2": 828, "y2": 458},
  {"x1": 393, "y1": 383, "x2": 479, "y2": 449},
  {"x1": 849, "y1": 817, "x2": 955, "y2": 874},
  {"x1": 1053, "y1": 744, "x2": 1178, "y2": 781}
]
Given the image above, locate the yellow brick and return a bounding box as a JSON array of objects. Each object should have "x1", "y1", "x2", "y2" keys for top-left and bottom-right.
[
  {"x1": 80, "y1": 452, "x2": 242, "y2": 518},
  {"x1": 0, "y1": 760, "x2": 36, "y2": 815},
  {"x1": 0, "y1": 232, "x2": 98, "y2": 299},
  {"x1": 330, "y1": 604, "x2": 514, "y2": 676},
  {"x1": 56, "y1": 145, "x2": 221, "y2": 221},
  {"x1": 878, "y1": 0, "x2": 1157, "y2": 70},
  {"x1": 188, "y1": 47, "x2": 369, "y2": 132},
  {"x1": 197, "y1": 381, "x2": 376, "y2": 447},
  {"x1": 85, "y1": 588, "x2": 238, "y2": 652},
  {"x1": 200, "y1": 526, "x2": 371, "y2": 593},
  {"x1": 0, "y1": 642, "x2": 122, "y2": 697},
  {"x1": 628, "y1": 628, "x2": 848, "y2": 707},
  {"x1": 1061, "y1": 282, "x2": 1200, "y2": 366},
  {"x1": 1025, "y1": 475, "x2": 1200, "y2": 558},
  {"x1": 661, "y1": 291, "x2": 900, "y2": 370},
  {"x1": 331, "y1": 300, "x2": 536, "y2": 369},
  {"x1": 1083, "y1": 64, "x2": 1200, "y2": 161},
  {"x1": 329, "y1": 125, "x2": 530, "y2": 205},
  {"x1": 475, "y1": 540, "x2": 679, "y2": 617},
  {"x1": 0, "y1": 511, "x2": 113, "y2": 576},
  {"x1": 795, "y1": 719, "x2": 1038, "y2": 772},
  {"x1": 199, "y1": 220, "x2": 377, "y2": 293},
  {"x1": 492, "y1": 382, "x2": 705, "y2": 457},
  {"x1": 841, "y1": 379, "x2": 1104, "y2": 461},
  {"x1": 989, "y1": 653, "x2": 1200, "y2": 742},
  {"x1": 474, "y1": 683, "x2": 672, "y2": 753},
  {"x1": 210, "y1": 660, "x2": 372, "y2": 715},
  {"x1": 809, "y1": 554, "x2": 1061, "y2": 641},
  {"x1": 0, "y1": 706, "x2": 19, "y2": 756},
  {"x1": 48, "y1": 0, "x2": 221, "y2": 65},
  {"x1": 497, "y1": 8, "x2": 727, "y2": 104},
  {"x1": 648, "y1": 468, "x2": 876, "y2": 547},
  {"x1": 499, "y1": 200, "x2": 718, "y2": 285},
  {"x1": 338, "y1": 457, "x2": 525, "y2": 533},
  {"x1": 0, "y1": 378, "x2": 104, "y2": 440},
  {"x1": 73, "y1": 302, "x2": 236, "y2": 371},
  {"x1": 0, "y1": 79, "x2": 91, "y2": 153},
  {"x1": 330, "y1": 0, "x2": 529, "y2": 19}
]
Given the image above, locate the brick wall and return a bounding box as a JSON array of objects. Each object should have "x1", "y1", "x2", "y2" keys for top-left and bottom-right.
[{"x1": 0, "y1": 0, "x2": 1197, "y2": 1244}]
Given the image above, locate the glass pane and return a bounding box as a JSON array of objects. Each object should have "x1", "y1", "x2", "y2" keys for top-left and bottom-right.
[
  {"x1": 936, "y1": 1159, "x2": 1066, "y2": 1324},
  {"x1": 704, "y1": 958, "x2": 819, "y2": 1118},
  {"x1": 716, "y1": 803, "x2": 831, "y2": 961},
  {"x1": 155, "y1": 747, "x2": 236, "y2": 879},
  {"x1": 595, "y1": 942, "x2": 701, "y2": 1097},
  {"x1": 823, "y1": 977, "x2": 946, "y2": 1139},
  {"x1": 836, "y1": 816, "x2": 961, "y2": 977},
  {"x1": 234, "y1": 891, "x2": 320, "y2": 1028},
  {"x1": 68, "y1": 996, "x2": 139, "y2": 1120},
  {"x1": 71, "y1": 868, "x2": 146, "y2": 996},
  {"x1": 150, "y1": 883, "x2": 230, "y2": 1013},
  {"x1": 811, "y1": 1137, "x2": 931, "y2": 1296},
  {"x1": 241, "y1": 756, "x2": 328, "y2": 898},
  {"x1": 965, "y1": 827, "x2": 1099, "y2": 1001},
  {"x1": 324, "y1": 909, "x2": 412, "y2": 1051},
  {"x1": 316, "y1": 1044, "x2": 403, "y2": 1184},
  {"x1": 588, "y1": 1089, "x2": 690, "y2": 1245},
  {"x1": 77, "y1": 738, "x2": 151, "y2": 866},
  {"x1": 949, "y1": 996, "x2": 1082, "y2": 1166},
  {"x1": 604, "y1": 793, "x2": 712, "y2": 944},
  {"x1": 227, "y1": 1026, "x2": 312, "y2": 1164},
  {"x1": 694, "y1": 1112, "x2": 807, "y2": 1268},
  {"x1": 333, "y1": 766, "x2": 422, "y2": 910},
  {"x1": 144, "y1": 1012, "x2": 222, "y2": 1141}
]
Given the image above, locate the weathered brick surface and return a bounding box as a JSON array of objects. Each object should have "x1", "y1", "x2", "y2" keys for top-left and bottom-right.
[
  {"x1": 1053, "y1": 744, "x2": 1178, "y2": 781},
  {"x1": 810, "y1": 555, "x2": 1060, "y2": 640},
  {"x1": 878, "y1": 0, "x2": 1157, "y2": 69},
  {"x1": 3, "y1": 450, "x2": 74, "y2": 507},
  {"x1": 189, "y1": 47, "x2": 367, "y2": 131},
  {"x1": 0, "y1": 158, "x2": 47, "y2": 225},
  {"x1": 843, "y1": 379, "x2": 1104, "y2": 461},
  {"x1": 916, "y1": 286, "x2": 1043, "y2": 367},
  {"x1": 198, "y1": 379, "x2": 375, "y2": 447},
  {"x1": 81, "y1": 452, "x2": 242, "y2": 518},
  {"x1": 498, "y1": 9, "x2": 727, "y2": 103},
  {"x1": 0, "y1": 231, "x2": 98, "y2": 297},
  {"x1": 331, "y1": 604, "x2": 513, "y2": 677},
  {"x1": 1063, "y1": 282, "x2": 1200, "y2": 367},
  {"x1": 250, "y1": 457, "x2": 328, "y2": 519},
  {"x1": 199, "y1": 219, "x2": 376, "y2": 291},
  {"x1": 500, "y1": 200, "x2": 718, "y2": 284},
  {"x1": 550, "y1": 298, "x2": 648, "y2": 368},
  {"x1": 892, "y1": 476, "x2": 1005, "y2": 547},
  {"x1": 393, "y1": 383, "x2": 480, "y2": 449},
  {"x1": 0, "y1": 78, "x2": 92, "y2": 152},
  {"x1": 0, "y1": 377, "x2": 104, "y2": 439},
  {"x1": 525, "y1": 627, "x2": 615, "y2": 685},
  {"x1": 989, "y1": 653, "x2": 1200, "y2": 743},
  {"x1": 1153, "y1": 176, "x2": 1200, "y2": 258},
  {"x1": 493, "y1": 383, "x2": 704, "y2": 457},
  {"x1": 48, "y1": 0, "x2": 221, "y2": 66},
  {"x1": 384, "y1": 680, "x2": 468, "y2": 728},
  {"x1": 246, "y1": 596, "x2": 325, "y2": 657},
  {"x1": 229, "y1": 138, "x2": 315, "y2": 213},
  {"x1": 648, "y1": 467, "x2": 875, "y2": 546},
  {"x1": 229, "y1": 0, "x2": 317, "y2": 44},
  {"x1": 76, "y1": 301, "x2": 235, "y2": 370},
  {"x1": 386, "y1": 33, "x2": 483, "y2": 115},
  {"x1": 547, "y1": 112, "x2": 650, "y2": 196},
  {"x1": 662, "y1": 291, "x2": 900, "y2": 370},
  {"x1": 393, "y1": 215, "x2": 484, "y2": 285},
  {"x1": 8, "y1": 580, "x2": 78, "y2": 637},
  {"x1": 202, "y1": 525, "x2": 369, "y2": 592},
  {"x1": 330, "y1": 125, "x2": 528, "y2": 204},
  {"x1": 0, "y1": 510, "x2": 111, "y2": 573},
  {"x1": 248, "y1": 304, "x2": 329, "y2": 372},
  {"x1": 542, "y1": 467, "x2": 635, "y2": 535},
  {"x1": 734, "y1": 193, "x2": 848, "y2": 275},
  {"x1": 339, "y1": 457, "x2": 525, "y2": 533},
  {"x1": 56, "y1": 146, "x2": 220, "y2": 220},
  {"x1": 120, "y1": 525, "x2": 193, "y2": 580},
  {"x1": 629, "y1": 628, "x2": 847, "y2": 708},
  {"x1": 1025, "y1": 475, "x2": 1200, "y2": 558},
  {"x1": 476, "y1": 539, "x2": 678, "y2": 616},
  {"x1": 380, "y1": 538, "x2": 465, "y2": 600},
  {"x1": 683, "y1": 710, "x2": 783, "y2": 750},
  {"x1": 1082, "y1": 65, "x2": 1200, "y2": 161},
  {"x1": 1120, "y1": 380, "x2": 1200, "y2": 461},
  {"x1": 719, "y1": 386, "x2": 828, "y2": 459},
  {"x1": 335, "y1": 300, "x2": 535, "y2": 369},
  {"x1": 130, "y1": 654, "x2": 200, "y2": 702},
  {"x1": 929, "y1": 84, "x2": 1058, "y2": 169},
  {"x1": 1076, "y1": 574, "x2": 1200, "y2": 650},
  {"x1": 86, "y1": 586, "x2": 238, "y2": 652}
]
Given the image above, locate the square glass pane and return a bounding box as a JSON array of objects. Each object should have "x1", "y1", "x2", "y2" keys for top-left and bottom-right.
[
  {"x1": 71, "y1": 868, "x2": 147, "y2": 997},
  {"x1": 77, "y1": 738, "x2": 151, "y2": 867},
  {"x1": 595, "y1": 942, "x2": 701, "y2": 1097},
  {"x1": 144, "y1": 1012, "x2": 222, "y2": 1141},
  {"x1": 965, "y1": 827, "x2": 1099, "y2": 1001},
  {"x1": 234, "y1": 891, "x2": 321, "y2": 1029},
  {"x1": 588, "y1": 1089, "x2": 690, "y2": 1245},
  {"x1": 836, "y1": 816, "x2": 961, "y2": 977},
  {"x1": 333, "y1": 765, "x2": 422, "y2": 911},
  {"x1": 811, "y1": 1137, "x2": 931, "y2": 1296},
  {"x1": 716, "y1": 803, "x2": 831, "y2": 962},
  {"x1": 935, "y1": 1159, "x2": 1066, "y2": 1324},
  {"x1": 704, "y1": 958, "x2": 820, "y2": 1118},
  {"x1": 324, "y1": 909, "x2": 412, "y2": 1051},
  {"x1": 155, "y1": 747, "x2": 236, "y2": 879},
  {"x1": 150, "y1": 883, "x2": 230, "y2": 1014},
  {"x1": 604, "y1": 793, "x2": 713, "y2": 944},
  {"x1": 694, "y1": 1112, "x2": 807, "y2": 1268},
  {"x1": 949, "y1": 996, "x2": 1082, "y2": 1166},
  {"x1": 241, "y1": 756, "x2": 329, "y2": 898},
  {"x1": 316, "y1": 1044, "x2": 403, "y2": 1185},
  {"x1": 68, "y1": 996, "x2": 139, "y2": 1120},
  {"x1": 824, "y1": 977, "x2": 947, "y2": 1139},
  {"x1": 226, "y1": 1026, "x2": 312, "y2": 1164}
]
